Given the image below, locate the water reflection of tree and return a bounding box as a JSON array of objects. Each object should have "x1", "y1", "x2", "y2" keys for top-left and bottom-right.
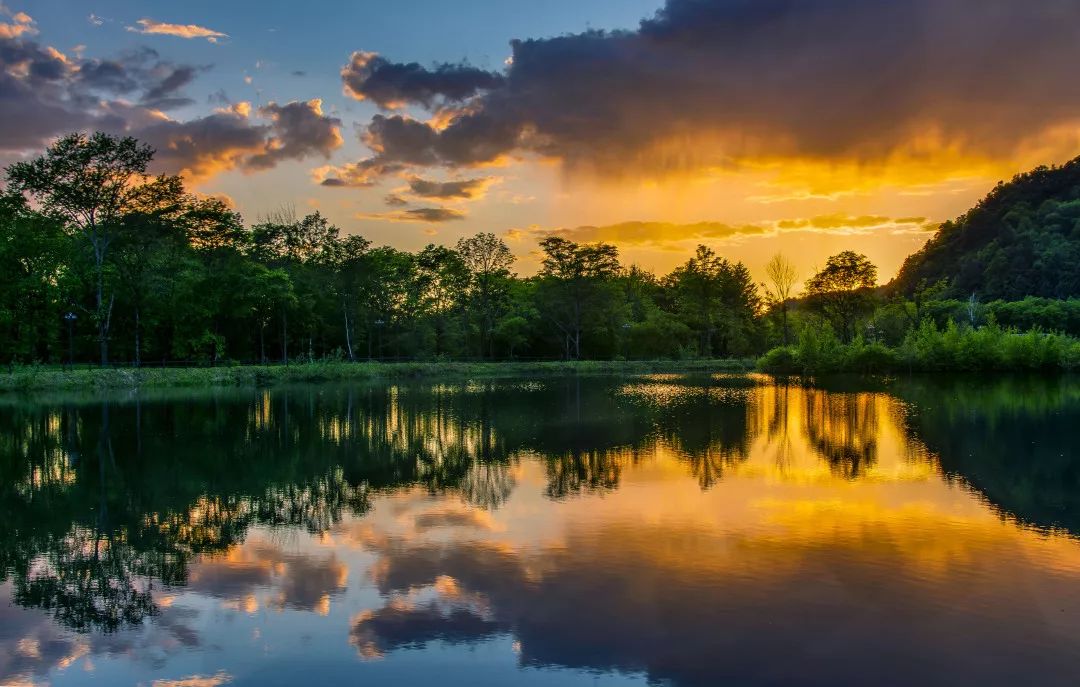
[
  {"x1": 459, "y1": 463, "x2": 516, "y2": 510},
  {"x1": 802, "y1": 390, "x2": 879, "y2": 478},
  {"x1": 894, "y1": 376, "x2": 1080, "y2": 536},
  {"x1": 0, "y1": 375, "x2": 772, "y2": 632},
  {"x1": 759, "y1": 383, "x2": 796, "y2": 470},
  {"x1": 545, "y1": 448, "x2": 632, "y2": 499},
  {"x1": 646, "y1": 384, "x2": 753, "y2": 489},
  {"x1": 0, "y1": 386, "x2": 515, "y2": 632}
]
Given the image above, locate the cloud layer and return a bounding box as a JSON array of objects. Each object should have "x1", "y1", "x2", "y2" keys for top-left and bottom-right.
[
  {"x1": 508, "y1": 215, "x2": 937, "y2": 250},
  {"x1": 332, "y1": 0, "x2": 1080, "y2": 181},
  {"x1": 341, "y1": 51, "x2": 503, "y2": 109},
  {"x1": 0, "y1": 16, "x2": 341, "y2": 180}
]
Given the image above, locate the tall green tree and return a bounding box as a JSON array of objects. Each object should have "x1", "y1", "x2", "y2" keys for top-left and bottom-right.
[
  {"x1": 417, "y1": 244, "x2": 469, "y2": 357},
  {"x1": 667, "y1": 246, "x2": 760, "y2": 356},
  {"x1": 456, "y1": 233, "x2": 515, "y2": 358},
  {"x1": 537, "y1": 237, "x2": 622, "y2": 359},
  {"x1": 805, "y1": 251, "x2": 878, "y2": 342},
  {"x1": 5, "y1": 133, "x2": 173, "y2": 365},
  {"x1": 0, "y1": 194, "x2": 70, "y2": 364}
]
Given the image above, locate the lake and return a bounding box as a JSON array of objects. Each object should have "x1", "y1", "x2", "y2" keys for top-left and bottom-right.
[{"x1": 2, "y1": 373, "x2": 1080, "y2": 686}]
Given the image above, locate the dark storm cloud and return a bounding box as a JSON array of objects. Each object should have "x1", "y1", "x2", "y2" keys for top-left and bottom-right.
[
  {"x1": 244, "y1": 99, "x2": 343, "y2": 170},
  {"x1": 356, "y1": 206, "x2": 466, "y2": 223},
  {"x1": 333, "y1": 0, "x2": 1080, "y2": 181},
  {"x1": 406, "y1": 176, "x2": 491, "y2": 199},
  {"x1": 131, "y1": 100, "x2": 342, "y2": 180},
  {"x1": 142, "y1": 64, "x2": 201, "y2": 107},
  {"x1": 0, "y1": 35, "x2": 91, "y2": 149},
  {"x1": 74, "y1": 47, "x2": 206, "y2": 110},
  {"x1": 401, "y1": 207, "x2": 465, "y2": 222},
  {"x1": 341, "y1": 51, "x2": 504, "y2": 109},
  {"x1": 365, "y1": 114, "x2": 439, "y2": 164}
]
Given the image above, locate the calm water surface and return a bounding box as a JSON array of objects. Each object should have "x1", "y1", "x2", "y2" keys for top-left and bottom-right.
[{"x1": 2, "y1": 374, "x2": 1080, "y2": 686}]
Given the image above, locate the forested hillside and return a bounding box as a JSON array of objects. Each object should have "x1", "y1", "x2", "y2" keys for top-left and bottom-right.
[{"x1": 893, "y1": 157, "x2": 1080, "y2": 299}]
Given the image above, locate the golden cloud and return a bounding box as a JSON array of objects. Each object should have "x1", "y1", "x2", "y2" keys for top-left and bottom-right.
[
  {"x1": 511, "y1": 215, "x2": 938, "y2": 250},
  {"x1": 126, "y1": 18, "x2": 228, "y2": 43},
  {"x1": 0, "y1": 7, "x2": 35, "y2": 39}
]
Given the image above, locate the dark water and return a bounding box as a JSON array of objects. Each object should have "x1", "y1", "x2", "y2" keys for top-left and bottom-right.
[{"x1": 2, "y1": 374, "x2": 1080, "y2": 687}]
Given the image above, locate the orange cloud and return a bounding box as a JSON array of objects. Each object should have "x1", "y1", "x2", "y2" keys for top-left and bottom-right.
[
  {"x1": 0, "y1": 7, "x2": 35, "y2": 39},
  {"x1": 512, "y1": 215, "x2": 937, "y2": 250},
  {"x1": 126, "y1": 18, "x2": 228, "y2": 43}
]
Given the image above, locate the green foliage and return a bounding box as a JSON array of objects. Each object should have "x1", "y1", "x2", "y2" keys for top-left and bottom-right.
[
  {"x1": 759, "y1": 319, "x2": 1080, "y2": 374},
  {"x1": 985, "y1": 297, "x2": 1080, "y2": 336},
  {"x1": 8, "y1": 131, "x2": 1080, "y2": 370},
  {"x1": 665, "y1": 245, "x2": 761, "y2": 357},
  {"x1": 756, "y1": 346, "x2": 800, "y2": 374},
  {"x1": 894, "y1": 156, "x2": 1080, "y2": 300},
  {"x1": 804, "y1": 251, "x2": 878, "y2": 342}
]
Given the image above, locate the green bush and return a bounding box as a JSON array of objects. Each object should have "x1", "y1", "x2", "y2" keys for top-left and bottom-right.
[
  {"x1": 757, "y1": 346, "x2": 800, "y2": 374},
  {"x1": 843, "y1": 338, "x2": 901, "y2": 373},
  {"x1": 757, "y1": 319, "x2": 1080, "y2": 374}
]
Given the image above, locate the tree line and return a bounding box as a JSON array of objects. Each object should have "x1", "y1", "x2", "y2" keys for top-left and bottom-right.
[
  {"x1": 8, "y1": 131, "x2": 1071, "y2": 369},
  {"x1": 0, "y1": 132, "x2": 778, "y2": 366}
]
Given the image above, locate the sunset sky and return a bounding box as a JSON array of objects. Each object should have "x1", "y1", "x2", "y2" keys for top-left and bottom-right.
[{"x1": 5, "y1": 0, "x2": 1080, "y2": 283}]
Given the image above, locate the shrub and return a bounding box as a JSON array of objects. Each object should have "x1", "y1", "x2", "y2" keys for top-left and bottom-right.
[
  {"x1": 842, "y1": 338, "x2": 901, "y2": 373},
  {"x1": 758, "y1": 319, "x2": 1079, "y2": 374},
  {"x1": 757, "y1": 346, "x2": 800, "y2": 374}
]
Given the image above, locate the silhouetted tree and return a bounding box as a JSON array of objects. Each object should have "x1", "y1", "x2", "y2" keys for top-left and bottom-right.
[{"x1": 805, "y1": 251, "x2": 877, "y2": 342}]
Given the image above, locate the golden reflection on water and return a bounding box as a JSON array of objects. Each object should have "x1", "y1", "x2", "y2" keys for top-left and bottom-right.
[
  {"x1": 5, "y1": 376, "x2": 1080, "y2": 685},
  {"x1": 324, "y1": 378, "x2": 1080, "y2": 683}
]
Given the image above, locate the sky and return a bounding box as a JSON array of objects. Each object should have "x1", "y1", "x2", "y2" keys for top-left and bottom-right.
[{"x1": 4, "y1": 0, "x2": 1080, "y2": 283}]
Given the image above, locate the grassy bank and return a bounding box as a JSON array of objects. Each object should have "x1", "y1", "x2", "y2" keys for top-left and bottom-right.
[
  {"x1": 0, "y1": 358, "x2": 756, "y2": 393},
  {"x1": 758, "y1": 321, "x2": 1080, "y2": 374}
]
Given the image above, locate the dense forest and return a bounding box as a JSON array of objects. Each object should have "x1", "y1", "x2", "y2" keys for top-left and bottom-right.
[
  {"x1": 893, "y1": 156, "x2": 1080, "y2": 300},
  {"x1": 2, "y1": 132, "x2": 1080, "y2": 369},
  {"x1": 1, "y1": 133, "x2": 766, "y2": 365}
]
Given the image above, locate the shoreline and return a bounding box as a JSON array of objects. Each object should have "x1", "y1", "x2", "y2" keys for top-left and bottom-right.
[{"x1": 0, "y1": 359, "x2": 756, "y2": 393}]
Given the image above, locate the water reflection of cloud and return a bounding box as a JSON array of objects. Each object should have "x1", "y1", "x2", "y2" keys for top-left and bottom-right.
[
  {"x1": 152, "y1": 672, "x2": 232, "y2": 687},
  {"x1": 350, "y1": 516, "x2": 1080, "y2": 686},
  {"x1": 413, "y1": 507, "x2": 497, "y2": 533},
  {"x1": 6, "y1": 376, "x2": 1080, "y2": 685},
  {"x1": 187, "y1": 538, "x2": 348, "y2": 614},
  {"x1": 0, "y1": 582, "x2": 204, "y2": 686}
]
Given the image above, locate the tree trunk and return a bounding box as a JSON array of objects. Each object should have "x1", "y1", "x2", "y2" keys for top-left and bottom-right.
[
  {"x1": 281, "y1": 308, "x2": 288, "y2": 364},
  {"x1": 343, "y1": 301, "x2": 355, "y2": 361},
  {"x1": 96, "y1": 255, "x2": 108, "y2": 367},
  {"x1": 133, "y1": 307, "x2": 141, "y2": 368}
]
